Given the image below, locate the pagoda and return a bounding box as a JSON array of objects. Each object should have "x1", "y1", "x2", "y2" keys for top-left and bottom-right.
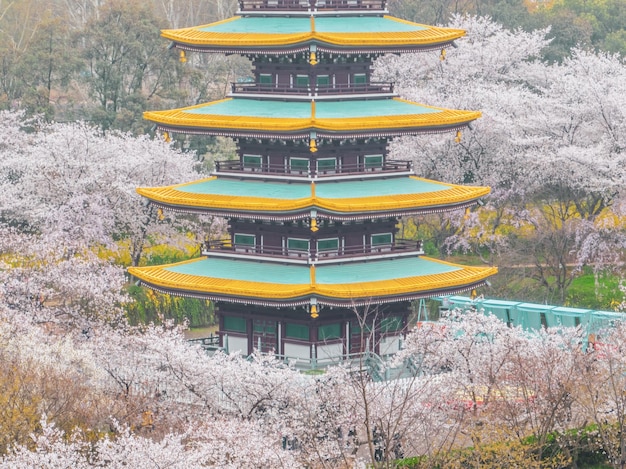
[{"x1": 129, "y1": 0, "x2": 497, "y2": 363}]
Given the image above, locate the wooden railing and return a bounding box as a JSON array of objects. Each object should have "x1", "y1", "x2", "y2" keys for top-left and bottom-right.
[
  {"x1": 238, "y1": 0, "x2": 387, "y2": 11},
  {"x1": 214, "y1": 159, "x2": 412, "y2": 177},
  {"x1": 231, "y1": 82, "x2": 394, "y2": 96},
  {"x1": 203, "y1": 239, "x2": 423, "y2": 262}
]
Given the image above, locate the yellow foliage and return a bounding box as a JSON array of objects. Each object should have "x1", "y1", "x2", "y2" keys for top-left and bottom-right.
[{"x1": 433, "y1": 436, "x2": 571, "y2": 469}]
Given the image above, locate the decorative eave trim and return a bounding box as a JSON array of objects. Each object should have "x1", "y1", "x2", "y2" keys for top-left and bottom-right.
[
  {"x1": 134, "y1": 279, "x2": 491, "y2": 308},
  {"x1": 175, "y1": 42, "x2": 454, "y2": 56},
  {"x1": 148, "y1": 198, "x2": 482, "y2": 221},
  {"x1": 154, "y1": 122, "x2": 474, "y2": 140}
]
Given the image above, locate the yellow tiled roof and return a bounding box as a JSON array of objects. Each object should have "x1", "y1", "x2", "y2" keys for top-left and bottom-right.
[
  {"x1": 144, "y1": 98, "x2": 481, "y2": 134},
  {"x1": 136, "y1": 176, "x2": 490, "y2": 215},
  {"x1": 162, "y1": 15, "x2": 465, "y2": 49},
  {"x1": 128, "y1": 256, "x2": 497, "y2": 303}
]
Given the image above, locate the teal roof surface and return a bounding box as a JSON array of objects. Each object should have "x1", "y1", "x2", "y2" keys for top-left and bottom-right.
[
  {"x1": 166, "y1": 256, "x2": 460, "y2": 284},
  {"x1": 183, "y1": 98, "x2": 438, "y2": 119},
  {"x1": 316, "y1": 178, "x2": 446, "y2": 198},
  {"x1": 198, "y1": 16, "x2": 428, "y2": 34},
  {"x1": 315, "y1": 257, "x2": 459, "y2": 283},
  {"x1": 175, "y1": 176, "x2": 451, "y2": 199},
  {"x1": 176, "y1": 178, "x2": 311, "y2": 198},
  {"x1": 167, "y1": 258, "x2": 311, "y2": 284}
]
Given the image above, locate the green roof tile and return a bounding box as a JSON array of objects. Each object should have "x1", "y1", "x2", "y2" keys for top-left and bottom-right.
[
  {"x1": 165, "y1": 256, "x2": 459, "y2": 285},
  {"x1": 316, "y1": 178, "x2": 447, "y2": 198},
  {"x1": 197, "y1": 16, "x2": 429, "y2": 35},
  {"x1": 185, "y1": 99, "x2": 312, "y2": 118},
  {"x1": 316, "y1": 257, "x2": 459, "y2": 284},
  {"x1": 166, "y1": 258, "x2": 311, "y2": 284}
]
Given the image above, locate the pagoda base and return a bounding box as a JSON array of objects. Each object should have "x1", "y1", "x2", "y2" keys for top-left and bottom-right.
[{"x1": 215, "y1": 301, "x2": 412, "y2": 366}]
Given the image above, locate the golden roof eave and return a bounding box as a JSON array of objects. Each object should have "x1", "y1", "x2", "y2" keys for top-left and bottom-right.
[
  {"x1": 136, "y1": 177, "x2": 491, "y2": 215},
  {"x1": 143, "y1": 109, "x2": 482, "y2": 134},
  {"x1": 161, "y1": 16, "x2": 465, "y2": 50},
  {"x1": 128, "y1": 258, "x2": 498, "y2": 303}
]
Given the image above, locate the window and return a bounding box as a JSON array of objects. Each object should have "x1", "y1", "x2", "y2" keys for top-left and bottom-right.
[
  {"x1": 286, "y1": 323, "x2": 309, "y2": 340},
  {"x1": 364, "y1": 154, "x2": 383, "y2": 169},
  {"x1": 224, "y1": 316, "x2": 247, "y2": 333},
  {"x1": 380, "y1": 316, "x2": 403, "y2": 333},
  {"x1": 371, "y1": 233, "x2": 392, "y2": 246},
  {"x1": 253, "y1": 320, "x2": 276, "y2": 334},
  {"x1": 316, "y1": 75, "x2": 330, "y2": 86},
  {"x1": 259, "y1": 73, "x2": 272, "y2": 85},
  {"x1": 317, "y1": 157, "x2": 336, "y2": 173},
  {"x1": 295, "y1": 75, "x2": 310, "y2": 87},
  {"x1": 318, "y1": 323, "x2": 341, "y2": 340},
  {"x1": 234, "y1": 233, "x2": 256, "y2": 246},
  {"x1": 317, "y1": 238, "x2": 339, "y2": 252},
  {"x1": 243, "y1": 154, "x2": 262, "y2": 169},
  {"x1": 351, "y1": 321, "x2": 372, "y2": 334},
  {"x1": 287, "y1": 238, "x2": 309, "y2": 251},
  {"x1": 290, "y1": 157, "x2": 309, "y2": 172},
  {"x1": 353, "y1": 73, "x2": 366, "y2": 85}
]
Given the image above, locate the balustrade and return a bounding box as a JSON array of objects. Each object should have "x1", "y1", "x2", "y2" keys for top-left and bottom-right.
[
  {"x1": 238, "y1": 0, "x2": 386, "y2": 11},
  {"x1": 231, "y1": 82, "x2": 394, "y2": 96},
  {"x1": 203, "y1": 238, "x2": 423, "y2": 262},
  {"x1": 214, "y1": 159, "x2": 412, "y2": 177}
]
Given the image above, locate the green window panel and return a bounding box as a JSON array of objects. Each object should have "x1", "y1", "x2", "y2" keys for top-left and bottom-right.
[
  {"x1": 364, "y1": 154, "x2": 383, "y2": 168},
  {"x1": 287, "y1": 238, "x2": 309, "y2": 251},
  {"x1": 380, "y1": 316, "x2": 402, "y2": 333},
  {"x1": 317, "y1": 238, "x2": 339, "y2": 251},
  {"x1": 286, "y1": 323, "x2": 309, "y2": 340},
  {"x1": 317, "y1": 158, "x2": 336, "y2": 171},
  {"x1": 295, "y1": 75, "x2": 310, "y2": 87},
  {"x1": 259, "y1": 74, "x2": 272, "y2": 84},
  {"x1": 253, "y1": 321, "x2": 276, "y2": 334},
  {"x1": 318, "y1": 323, "x2": 341, "y2": 340},
  {"x1": 371, "y1": 233, "x2": 392, "y2": 246},
  {"x1": 316, "y1": 75, "x2": 330, "y2": 86},
  {"x1": 224, "y1": 316, "x2": 247, "y2": 333},
  {"x1": 243, "y1": 154, "x2": 262, "y2": 168},
  {"x1": 353, "y1": 73, "x2": 366, "y2": 84},
  {"x1": 234, "y1": 233, "x2": 256, "y2": 246},
  {"x1": 351, "y1": 322, "x2": 372, "y2": 334},
  {"x1": 290, "y1": 157, "x2": 309, "y2": 171}
]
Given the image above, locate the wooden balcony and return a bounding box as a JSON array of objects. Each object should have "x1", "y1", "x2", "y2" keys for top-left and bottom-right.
[
  {"x1": 202, "y1": 239, "x2": 424, "y2": 264},
  {"x1": 231, "y1": 82, "x2": 394, "y2": 97},
  {"x1": 214, "y1": 159, "x2": 412, "y2": 178},
  {"x1": 238, "y1": 0, "x2": 387, "y2": 12}
]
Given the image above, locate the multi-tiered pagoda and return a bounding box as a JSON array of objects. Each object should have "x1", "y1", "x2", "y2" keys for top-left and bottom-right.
[{"x1": 129, "y1": 0, "x2": 497, "y2": 362}]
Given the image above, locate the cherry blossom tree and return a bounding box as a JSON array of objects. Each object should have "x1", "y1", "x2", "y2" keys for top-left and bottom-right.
[
  {"x1": 379, "y1": 16, "x2": 626, "y2": 303},
  {"x1": 0, "y1": 111, "x2": 211, "y2": 264}
]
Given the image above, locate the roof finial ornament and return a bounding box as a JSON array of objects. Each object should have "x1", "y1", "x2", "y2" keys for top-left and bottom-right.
[
  {"x1": 309, "y1": 45, "x2": 318, "y2": 66},
  {"x1": 310, "y1": 298, "x2": 319, "y2": 319},
  {"x1": 310, "y1": 210, "x2": 319, "y2": 232},
  {"x1": 310, "y1": 130, "x2": 317, "y2": 153}
]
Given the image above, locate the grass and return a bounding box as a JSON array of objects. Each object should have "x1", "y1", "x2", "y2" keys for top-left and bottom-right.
[
  {"x1": 565, "y1": 267, "x2": 624, "y2": 310},
  {"x1": 444, "y1": 252, "x2": 625, "y2": 311}
]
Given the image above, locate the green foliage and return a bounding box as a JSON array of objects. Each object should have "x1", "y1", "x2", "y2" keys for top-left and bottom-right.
[
  {"x1": 533, "y1": 0, "x2": 626, "y2": 61},
  {"x1": 76, "y1": 0, "x2": 183, "y2": 133},
  {"x1": 393, "y1": 423, "x2": 612, "y2": 468},
  {"x1": 125, "y1": 285, "x2": 215, "y2": 328}
]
